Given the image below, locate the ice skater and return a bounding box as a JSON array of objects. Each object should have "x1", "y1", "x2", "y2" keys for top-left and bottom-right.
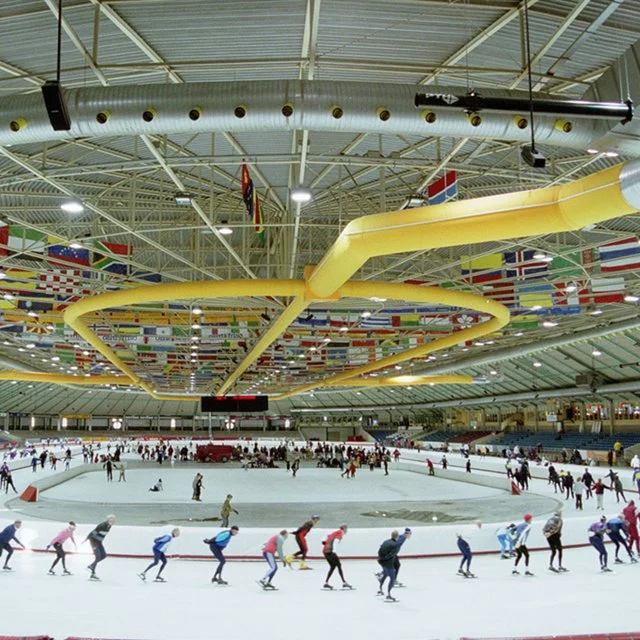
[
  {"x1": 291, "y1": 515, "x2": 319, "y2": 570},
  {"x1": 103, "y1": 458, "x2": 113, "y2": 482},
  {"x1": 259, "y1": 529, "x2": 289, "y2": 590},
  {"x1": 47, "y1": 521, "x2": 77, "y2": 575},
  {"x1": 204, "y1": 525, "x2": 239, "y2": 584},
  {"x1": 0, "y1": 520, "x2": 25, "y2": 570},
  {"x1": 192, "y1": 473, "x2": 204, "y2": 501},
  {"x1": 220, "y1": 494, "x2": 238, "y2": 527},
  {"x1": 512, "y1": 514, "x2": 534, "y2": 576},
  {"x1": 496, "y1": 523, "x2": 516, "y2": 558},
  {"x1": 4, "y1": 470, "x2": 17, "y2": 494},
  {"x1": 606, "y1": 515, "x2": 637, "y2": 564},
  {"x1": 376, "y1": 530, "x2": 400, "y2": 602},
  {"x1": 393, "y1": 527, "x2": 412, "y2": 587},
  {"x1": 138, "y1": 528, "x2": 180, "y2": 582},
  {"x1": 623, "y1": 500, "x2": 640, "y2": 554},
  {"x1": 594, "y1": 479, "x2": 608, "y2": 510},
  {"x1": 322, "y1": 524, "x2": 352, "y2": 590},
  {"x1": 588, "y1": 516, "x2": 611, "y2": 572},
  {"x1": 456, "y1": 532, "x2": 475, "y2": 578},
  {"x1": 543, "y1": 511, "x2": 567, "y2": 572},
  {"x1": 85, "y1": 514, "x2": 116, "y2": 580}
]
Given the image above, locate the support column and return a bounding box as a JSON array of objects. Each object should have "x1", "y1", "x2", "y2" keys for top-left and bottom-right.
[
  {"x1": 608, "y1": 400, "x2": 615, "y2": 436},
  {"x1": 579, "y1": 402, "x2": 586, "y2": 433},
  {"x1": 55, "y1": 416, "x2": 61, "y2": 432}
]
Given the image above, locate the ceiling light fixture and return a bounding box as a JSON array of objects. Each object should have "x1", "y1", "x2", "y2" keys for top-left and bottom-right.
[
  {"x1": 174, "y1": 192, "x2": 192, "y2": 206},
  {"x1": 60, "y1": 199, "x2": 84, "y2": 214},
  {"x1": 218, "y1": 220, "x2": 233, "y2": 235},
  {"x1": 291, "y1": 187, "x2": 312, "y2": 203}
]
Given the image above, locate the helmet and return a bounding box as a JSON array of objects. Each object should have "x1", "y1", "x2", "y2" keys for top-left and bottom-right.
[{"x1": 524, "y1": 514, "x2": 532, "y2": 522}]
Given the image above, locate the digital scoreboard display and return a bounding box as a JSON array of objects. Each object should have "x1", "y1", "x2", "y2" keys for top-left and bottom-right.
[{"x1": 200, "y1": 395, "x2": 269, "y2": 413}]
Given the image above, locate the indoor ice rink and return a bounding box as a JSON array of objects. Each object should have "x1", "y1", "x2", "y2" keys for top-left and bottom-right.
[{"x1": 1, "y1": 1, "x2": 640, "y2": 640}]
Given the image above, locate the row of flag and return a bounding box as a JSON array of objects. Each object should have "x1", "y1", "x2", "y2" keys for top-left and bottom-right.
[{"x1": 461, "y1": 238, "x2": 640, "y2": 283}]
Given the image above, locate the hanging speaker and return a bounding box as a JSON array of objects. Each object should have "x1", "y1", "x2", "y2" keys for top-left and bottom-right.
[{"x1": 41, "y1": 81, "x2": 72, "y2": 131}]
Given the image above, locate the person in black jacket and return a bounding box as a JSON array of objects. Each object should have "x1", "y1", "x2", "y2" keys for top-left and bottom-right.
[
  {"x1": 86, "y1": 514, "x2": 115, "y2": 580},
  {"x1": 291, "y1": 515, "x2": 319, "y2": 570},
  {"x1": 377, "y1": 530, "x2": 400, "y2": 602}
]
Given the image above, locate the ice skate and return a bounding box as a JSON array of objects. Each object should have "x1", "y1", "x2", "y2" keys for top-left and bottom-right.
[
  {"x1": 62, "y1": 570, "x2": 72, "y2": 576},
  {"x1": 631, "y1": 557, "x2": 638, "y2": 564},
  {"x1": 47, "y1": 569, "x2": 56, "y2": 576},
  {"x1": 601, "y1": 566, "x2": 612, "y2": 572},
  {"x1": 384, "y1": 594, "x2": 398, "y2": 603},
  {"x1": 264, "y1": 582, "x2": 277, "y2": 590},
  {"x1": 376, "y1": 589, "x2": 384, "y2": 596},
  {"x1": 548, "y1": 566, "x2": 559, "y2": 573},
  {"x1": 500, "y1": 553, "x2": 509, "y2": 559},
  {"x1": 558, "y1": 566, "x2": 569, "y2": 572},
  {"x1": 464, "y1": 571, "x2": 477, "y2": 578},
  {"x1": 524, "y1": 570, "x2": 534, "y2": 576},
  {"x1": 341, "y1": 582, "x2": 354, "y2": 590},
  {"x1": 457, "y1": 568, "x2": 466, "y2": 577},
  {"x1": 322, "y1": 583, "x2": 334, "y2": 590},
  {"x1": 615, "y1": 558, "x2": 624, "y2": 564},
  {"x1": 299, "y1": 560, "x2": 312, "y2": 570},
  {"x1": 154, "y1": 576, "x2": 166, "y2": 583},
  {"x1": 89, "y1": 573, "x2": 100, "y2": 581},
  {"x1": 394, "y1": 581, "x2": 405, "y2": 588},
  {"x1": 138, "y1": 572, "x2": 146, "y2": 581},
  {"x1": 511, "y1": 569, "x2": 519, "y2": 575},
  {"x1": 216, "y1": 578, "x2": 229, "y2": 585}
]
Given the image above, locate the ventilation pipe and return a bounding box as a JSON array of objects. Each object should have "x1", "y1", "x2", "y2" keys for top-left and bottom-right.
[{"x1": 0, "y1": 80, "x2": 628, "y2": 152}]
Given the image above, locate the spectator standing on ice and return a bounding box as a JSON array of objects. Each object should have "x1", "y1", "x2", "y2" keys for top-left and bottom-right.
[
  {"x1": 574, "y1": 478, "x2": 585, "y2": 510},
  {"x1": 220, "y1": 494, "x2": 238, "y2": 527}
]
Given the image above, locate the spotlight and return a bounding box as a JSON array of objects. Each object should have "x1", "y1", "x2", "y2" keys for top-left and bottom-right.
[
  {"x1": 281, "y1": 103, "x2": 294, "y2": 117},
  {"x1": 60, "y1": 200, "x2": 84, "y2": 214},
  {"x1": 218, "y1": 220, "x2": 233, "y2": 235},
  {"x1": 376, "y1": 107, "x2": 391, "y2": 122},
  {"x1": 9, "y1": 118, "x2": 27, "y2": 132},
  {"x1": 291, "y1": 187, "x2": 312, "y2": 203},
  {"x1": 330, "y1": 105, "x2": 344, "y2": 119},
  {"x1": 422, "y1": 110, "x2": 437, "y2": 124},
  {"x1": 96, "y1": 110, "x2": 110, "y2": 125},
  {"x1": 189, "y1": 106, "x2": 202, "y2": 121},
  {"x1": 234, "y1": 105, "x2": 247, "y2": 119},
  {"x1": 555, "y1": 119, "x2": 573, "y2": 133},
  {"x1": 521, "y1": 144, "x2": 546, "y2": 168},
  {"x1": 142, "y1": 108, "x2": 157, "y2": 122},
  {"x1": 467, "y1": 112, "x2": 482, "y2": 127}
]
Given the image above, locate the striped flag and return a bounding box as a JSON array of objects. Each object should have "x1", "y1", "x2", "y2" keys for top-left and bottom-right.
[
  {"x1": 517, "y1": 283, "x2": 554, "y2": 309},
  {"x1": 598, "y1": 236, "x2": 640, "y2": 272},
  {"x1": 590, "y1": 277, "x2": 625, "y2": 303},
  {"x1": 461, "y1": 253, "x2": 502, "y2": 283},
  {"x1": 427, "y1": 170, "x2": 457, "y2": 205}
]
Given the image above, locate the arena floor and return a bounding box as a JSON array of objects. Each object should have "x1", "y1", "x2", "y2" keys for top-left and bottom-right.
[{"x1": 11, "y1": 465, "x2": 560, "y2": 527}]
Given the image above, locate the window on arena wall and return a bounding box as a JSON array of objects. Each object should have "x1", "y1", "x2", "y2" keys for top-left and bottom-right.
[
  {"x1": 61, "y1": 417, "x2": 68, "y2": 429},
  {"x1": 170, "y1": 418, "x2": 177, "y2": 430},
  {"x1": 111, "y1": 418, "x2": 123, "y2": 430}
]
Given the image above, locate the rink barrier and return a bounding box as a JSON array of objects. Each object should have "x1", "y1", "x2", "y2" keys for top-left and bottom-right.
[
  {"x1": 461, "y1": 634, "x2": 640, "y2": 640},
  {"x1": 396, "y1": 459, "x2": 512, "y2": 491}
]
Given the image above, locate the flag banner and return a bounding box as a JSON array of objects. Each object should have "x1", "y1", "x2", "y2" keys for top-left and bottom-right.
[
  {"x1": 504, "y1": 250, "x2": 549, "y2": 280},
  {"x1": 92, "y1": 240, "x2": 132, "y2": 275},
  {"x1": 47, "y1": 241, "x2": 91, "y2": 267},
  {"x1": 550, "y1": 250, "x2": 591, "y2": 278},
  {"x1": 39, "y1": 270, "x2": 86, "y2": 295},
  {"x1": 482, "y1": 282, "x2": 516, "y2": 307},
  {"x1": 598, "y1": 236, "x2": 640, "y2": 272},
  {"x1": 360, "y1": 316, "x2": 391, "y2": 328},
  {"x1": 392, "y1": 314, "x2": 420, "y2": 327},
  {"x1": 590, "y1": 276, "x2": 625, "y2": 303},
  {"x1": 511, "y1": 314, "x2": 539, "y2": 329},
  {"x1": 553, "y1": 281, "x2": 589, "y2": 307},
  {"x1": 0, "y1": 225, "x2": 46, "y2": 257},
  {"x1": 427, "y1": 170, "x2": 457, "y2": 205},
  {"x1": 517, "y1": 282, "x2": 554, "y2": 309},
  {"x1": 130, "y1": 271, "x2": 162, "y2": 283},
  {"x1": 241, "y1": 163, "x2": 265, "y2": 244},
  {"x1": 461, "y1": 253, "x2": 502, "y2": 283}
]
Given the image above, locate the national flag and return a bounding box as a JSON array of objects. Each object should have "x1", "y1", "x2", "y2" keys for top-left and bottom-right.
[
  {"x1": 241, "y1": 163, "x2": 265, "y2": 245},
  {"x1": 482, "y1": 282, "x2": 516, "y2": 307},
  {"x1": 553, "y1": 281, "x2": 589, "y2": 307},
  {"x1": 1, "y1": 226, "x2": 46, "y2": 256},
  {"x1": 17, "y1": 291, "x2": 54, "y2": 312},
  {"x1": 517, "y1": 283, "x2": 554, "y2": 309},
  {"x1": 452, "y1": 313, "x2": 479, "y2": 331},
  {"x1": 598, "y1": 236, "x2": 640, "y2": 273},
  {"x1": 360, "y1": 316, "x2": 391, "y2": 329},
  {"x1": 550, "y1": 250, "x2": 591, "y2": 278},
  {"x1": 590, "y1": 277, "x2": 625, "y2": 303},
  {"x1": 461, "y1": 253, "x2": 502, "y2": 283},
  {"x1": 0, "y1": 268, "x2": 39, "y2": 292},
  {"x1": 427, "y1": 170, "x2": 457, "y2": 205},
  {"x1": 130, "y1": 271, "x2": 162, "y2": 283},
  {"x1": 92, "y1": 240, "x2": 132, "y2": 275},
  {"x1": 504, "y1": 250, "x2": 549, "y2": 280},
  {"x1": 39, "y1": 270, "x2": 87, "y2": 296},
  {"x1": 511, "y1": 314, "x2": 539, "y2": 330},
  {"x1": 391, "y1": 314, "x2": 420, "y2": 327},
  {"x1": 47, "y1": 242, "x2": 91, "y2": 267}
]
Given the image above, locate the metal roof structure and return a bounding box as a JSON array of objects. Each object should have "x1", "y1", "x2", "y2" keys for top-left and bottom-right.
[{"x1": 1, "y1": 0, "x2": 640, "y2": 418}]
